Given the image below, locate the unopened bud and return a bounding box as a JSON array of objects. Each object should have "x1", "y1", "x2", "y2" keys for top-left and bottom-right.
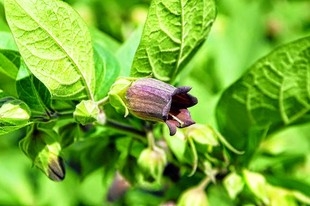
[
  {"x1": 47, "y1": 154, "x2": 65, "y2": 182},
  {"x1": 138, "y1": 146, "x2": 167, "y2": 183},
  {"x1": 177, "y1": 187, "x2": 208, "y2": 206},
  {"x1": 73, "y1": 100, "x2": 100, "y2": 125},
  {"x1": 20, "y1": 126, "x2": 65, "y2": 181}
]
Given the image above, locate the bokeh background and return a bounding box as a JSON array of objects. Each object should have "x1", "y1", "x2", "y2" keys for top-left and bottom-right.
[{"x1": 0, "y1": 0, "x2": 310, "y2": 205}]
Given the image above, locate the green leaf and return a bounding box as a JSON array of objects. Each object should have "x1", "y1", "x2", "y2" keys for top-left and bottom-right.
[
  {"x1": 130, "y1": 0, "x2": 217, "y2": 82},
  {"x1": 93, "y1": 43, "x2": 120, "y2": 101},
  {"x1": 116, "y1": 26, "x2": 143, "y2": 76},
  {"x1": 0, "y1": 97, "x2": 31, "y2": 135},
  {"x1": 16, "y1": 61, "x2": 52, "y2": 119},
  {"x1": 186, "y1": 125, "x2": 219, "y2": 146},
  {"x1": 108, "y1": 77, "x2": 137, "y2": 116},
  {"x1": 56, "y1": 120, "x2": 80, "y2": 149},
  {"x1": 90, "y1": 27, "x2": 120, "y2": 54},
  {"x1": 0, "y1": 49, "x2": 20, "y2": 97},
  {"x1": 5, "y1": 0, "x2": 95, "y2": 100},
  {"x1": 216, "y1": 36, "x2": 310, "y2": 162},
  {"x1": 0, "y1": 32, "x2": 18, "y2": 50}
]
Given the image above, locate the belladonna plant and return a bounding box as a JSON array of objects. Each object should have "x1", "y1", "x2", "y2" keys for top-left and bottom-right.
[{"x1": 126, "y1": 78, "x2": 198, "y2": 135}]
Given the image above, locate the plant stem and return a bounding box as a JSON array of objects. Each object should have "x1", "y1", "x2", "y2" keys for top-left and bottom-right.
[
  {"x1": 96, "y1": 96, "x2": 109, "y2": 106},
  {"x1": 106, "y1": 120, "x2": 146, "y2": 142},
  {"x1": 197, "y1": 169, "x2": 219, "y2": 190},
  {"x1": 147, "y1": 130, "x2": 155, "y2": 149}
]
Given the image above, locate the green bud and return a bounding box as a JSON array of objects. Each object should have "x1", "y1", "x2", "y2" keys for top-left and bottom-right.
[
  {"x1": 0, "y1": 98, "x2": 31, "y2": 135},
  {"x1": 186, "y1": 125, "x2": 219, "y2": 146},
  {"x1": 223, "y1": 172, "x2": 244, "y2": 200},
  {"x1": 177, "y1": 187, "x2": 208, "y2": 206},
  {"x1": 137, "y1": 146, "x2": 167, "y2": 183},
  {"x1": 73, "y1": 100, "x2": 100, "y2": 125},
  {"x1": 108, "y1": 77, "x2": 138, "y2": 116},
  {"x1": 0, "y1": 99, "x2": 31, "y2": 125},
  {"x1": 20, "y1": 126, "x2": 65, "y2": 181}
]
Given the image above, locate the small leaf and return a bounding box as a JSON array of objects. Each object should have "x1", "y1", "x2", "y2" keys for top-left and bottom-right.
[
  {"x1": 0, "y1": 96, "x2": 31, "y2": 135},
  {"x1": 0, "y1": 49, "x2": 20, "y2": 96},
  {"x1": 216, "y1": 36, "x2": 310, "y2": 160},
  {"x1": 55, "y1": 119, "x2": 80, "y2": 148},
  {"x1": 73, "y1": 100, "x2": 100, "y2": 125},
  {"x1": 130, "y1": 0, "x2": 217, "y2": 82},
  {"x1": 108, "y1": 77, "x2": 137, "y2": 116},
  {"x1": 223, "y1": 172, "x2": 244, "y2": 200},
  {"x1": 16, "y1": 60, "x2": 52, "y2": 119},
  {"x1": 5, "y1": 0, "x2": 95, "y2": 100},
  {"x1": 93, "y1": 43, "x2": 120, "y2": 101},
  {"x1": 186, "y1": 124, "x2": 219, "y2": 146}
]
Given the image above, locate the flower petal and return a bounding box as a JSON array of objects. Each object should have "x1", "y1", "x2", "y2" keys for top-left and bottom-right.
[{"x1": 172, "y1": 87, "x2": 198, "y2": 108}]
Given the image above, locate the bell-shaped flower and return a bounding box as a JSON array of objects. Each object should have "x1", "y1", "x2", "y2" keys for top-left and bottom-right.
[{"x1": 126, "y1": 78, "x2": 197, "y2": 135}]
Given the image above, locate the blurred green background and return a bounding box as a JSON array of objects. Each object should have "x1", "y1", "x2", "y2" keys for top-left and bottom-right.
[{"x1": 0, "y1": 0, "x2": 310, "y2": 205}]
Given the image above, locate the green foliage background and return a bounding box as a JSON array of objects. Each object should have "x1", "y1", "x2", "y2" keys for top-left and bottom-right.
[{"x1": 0, "y1": 0, "x2": 310, "y2": 205}]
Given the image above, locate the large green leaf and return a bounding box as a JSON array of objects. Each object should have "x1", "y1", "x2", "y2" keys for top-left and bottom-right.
[
  {"x1": 0, "y1": 95, "x2": 31, "y2": 135},
  {"x1": 5, "y1": 0, "x2": 95, "y2": 100},
  {"x1": 116, "y1": 26, "x2": 143, "y2": 76},
  {"x1": 16, "y1": 61, "x2": 51, "y2": 119},
  {"x1": 93, "y1": 43, "x2": 120, "y2": 101},
  {"x1": 0, "y1": 49, "x2": 19, "y2": 97},
  {"x1": 216, "y1": 37, "x2": 310, "y2": 163},
  {"x1": 130, "y1": 0, "x2": 217, "y2": 82},
  {"x1": 90, "y1": 27, "x2": 120, "y2": 54}
]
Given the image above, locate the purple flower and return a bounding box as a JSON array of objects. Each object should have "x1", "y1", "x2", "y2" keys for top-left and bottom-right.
[{"x1": 126, "y1": 78, "x2": 198, "y2": 135}]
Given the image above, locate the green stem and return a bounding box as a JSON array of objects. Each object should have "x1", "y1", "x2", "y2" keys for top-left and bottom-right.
[
  {"x1": 147, "y1": 130, "x2": 155, "y2": 149},
  {"x1": 106, "y1": 120, "x2": 146, "y2": 143},
  {"x1": 198, "y1": 176, "x2": 211, "y2": 191},
  {"x1": 96, "y1": 96, "x2": 109, "y2": 106},
  {"x1": 197, "y1": 169, "x2": 219, "y2": 190}
]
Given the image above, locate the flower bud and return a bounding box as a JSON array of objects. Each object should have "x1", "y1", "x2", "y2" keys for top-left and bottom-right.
[
  {"x1": 73, "y1": 100, "x2": 100, "y2": 125},
  {"x1": 138, "y1": 146, "x2": 167, "y2": 183},
  {"x1": 177, "y1": 187, "x2": 208, "y2": 206},
  {"x1": 126, "y1": 78, "x2": 197, "y2": 136},
  {"x1": 20, "y1": 126, "x2": 65, "y2": 181}
]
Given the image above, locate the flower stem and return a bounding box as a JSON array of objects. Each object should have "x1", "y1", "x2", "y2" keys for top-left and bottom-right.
[
  {"x1": 147, "y1": 130, "x2": 155, "y2": 149},
  {"x1": 96, "y1": 96, "x2": 109, "y2": 106},
  {"x1": 197, "y1": 169, "x2": 219, "y2": 190}
]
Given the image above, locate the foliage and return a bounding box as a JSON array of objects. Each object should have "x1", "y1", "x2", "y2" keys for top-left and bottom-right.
[{"x1": 1, "y1": 0, "x2": 310, "y2": 205}]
